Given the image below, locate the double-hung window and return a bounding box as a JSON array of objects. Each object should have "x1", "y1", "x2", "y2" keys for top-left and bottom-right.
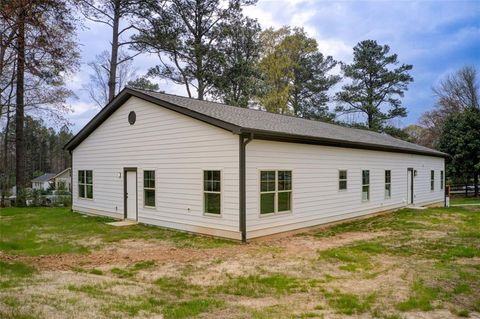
[
  {"x1": 385, "y1": 170, "x2": 391, "y2": 199},
  {"x1": 260, "y1": 170, "x2": 292, "y2": 214},
  {"x1": 431, "y1": 170, "x2": 435, "y2": 191},
  {"x1": 204, "y1": 170, "x2": 221, "y2": 214},
  {"x1": 144, "y1": 170, "x2": 156, "y2": 207},
  {"x1": 440, "y1": 171, "x2": 444, "y2": 190},
  {"x1": 78, "y1": 170, "x2": 93, "y2": 199},
  {"x1": 362, "y1": 170, "x2": 370, "y2": 201},
  {"x1": 339, "y1": 170, "x2": 347, "y2": 190}
]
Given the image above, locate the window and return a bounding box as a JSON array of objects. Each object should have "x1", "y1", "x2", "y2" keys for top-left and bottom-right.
[
  {"x1": 385, "y1": 170, "x2": 391, "y2": 199},
  {"x1": 339, "y1": 170, "x2": 347, "y2": 190},
  {"x1": 144, "y1": 170, "x2": 156, "y2": 207},
  {"x1": 431, "y1": 170, "x2": 435, "y2": 191},
  {"x1": 440, "y1": 171, "x2": 444, "y2": 190},
  {"x1": 204, "y1": 170, "x2": 221, "y2": 214},
  {"x1": 362, "y1": 170, "x2": 370, "y2": 201},
  {"x1": 78, "y1": 170, "x2": 93, "y2": 199},
  {"x1": 260, "y1": 170, "x2": 292, "y2": 214}
]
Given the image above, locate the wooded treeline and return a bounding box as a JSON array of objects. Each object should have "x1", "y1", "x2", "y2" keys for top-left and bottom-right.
[{"x1": 1, "y1": 0, "x2": 479, "y2": 205}]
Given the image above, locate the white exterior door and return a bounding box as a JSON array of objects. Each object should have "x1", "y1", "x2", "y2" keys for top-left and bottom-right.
[{"x1": 126, "y1": 170, "x2": 137, "y2": 220}]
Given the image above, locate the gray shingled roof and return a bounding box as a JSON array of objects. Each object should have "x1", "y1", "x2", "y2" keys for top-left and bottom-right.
[
  {"x1": 135, "y1": 89, "x2": 446, "y2": 157},
  {"x1": 31, "y1": 173, "x2": 56, "y2": 183}
]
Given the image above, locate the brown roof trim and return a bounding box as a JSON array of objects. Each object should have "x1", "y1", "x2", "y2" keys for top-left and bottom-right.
[
  {"x1": 65, "y1": 87, "x2": 447, "y2": 158},
  {"x1": 64, "y1": 88, "x2": 242, "y2": 151}
]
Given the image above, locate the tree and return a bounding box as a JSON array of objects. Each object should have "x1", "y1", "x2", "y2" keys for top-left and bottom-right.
[
  {"x1": 85, "y1": 50, "x2": 136, "y2": 107},
  {"x1": 2, "y1": 0, "x2": 79, "y2": 205},
  {"x1": 438, "y1": 107, "x2": 480, "y2": 196},
  {"x1": 133, "y1": 0, "x2": 255, "y2": 100},
  {"x1": 211, "y1": 16, "x2": 261, "y2": 108},
  {"x1": 78, "y1": 0, "x2": 142, "y2": 102},
  {"x1": 336, "y1": 40, "x2": 413, "y2": 131},
  {"x1": 419, "y1": 66, "x2": 479, "y2": 148},
  {"x1": 258, "y1": 27, "x2": 340, "y2": 120},
  {"x1": 127, "y1": 76, "x2": 159, "y2": 91}
]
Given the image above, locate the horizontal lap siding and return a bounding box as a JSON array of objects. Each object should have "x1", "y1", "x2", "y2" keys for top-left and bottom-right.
[
  {"x1": 246, "y1": 140, "x2": 444, "y2": 237},
  {"x1": 72, "y1": 97, "x2": 240, "y2": 237}
]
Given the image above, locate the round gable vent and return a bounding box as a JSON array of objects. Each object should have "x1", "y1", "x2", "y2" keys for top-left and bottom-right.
[{"x1": 128, "y1": 111, "x2": 136, "y2": 125}]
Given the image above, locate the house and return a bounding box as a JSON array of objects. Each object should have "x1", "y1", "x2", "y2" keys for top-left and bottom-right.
[
  {"x1": 52, "y1": 168, "x2": 72, "y2": 192},
  {"x1": 31, "y1": 173, "x2": 55, "y2": 191},
  {"x1": 65, "y1": 88, "x2": 447, "y2": 242}
]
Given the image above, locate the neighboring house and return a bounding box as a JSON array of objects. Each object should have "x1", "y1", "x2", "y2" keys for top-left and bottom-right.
[
  {"x1": 65, "y1": 88, "x2": 447, "y2": 241},
  {"x1": 52, "y1": 168, "x2": 72, "y2": 192},
  {"x1": 31, "y1": 173, "x2": 55, "y2": 191}
]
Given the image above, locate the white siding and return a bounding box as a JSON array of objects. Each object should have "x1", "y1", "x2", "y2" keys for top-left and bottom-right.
[
  {"x1": 72, "y1": 97, "x2": 241, "y2": 239},
  {"x1": 245, "y1": 140, "x2": 444, "y2": 238}
]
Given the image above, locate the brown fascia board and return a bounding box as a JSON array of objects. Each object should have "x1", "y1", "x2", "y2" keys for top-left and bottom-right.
[{"x1": 65, "y1": 88, "x2": 448, "y2": 159}]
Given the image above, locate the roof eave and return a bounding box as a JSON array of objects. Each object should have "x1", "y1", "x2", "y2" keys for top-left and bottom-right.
[
  {"x1": 240, "y1": 128, "x2": 448, "y2": 158},
  {"x1": 64, "y1": 88, "x2": 242, "y2": 151}
]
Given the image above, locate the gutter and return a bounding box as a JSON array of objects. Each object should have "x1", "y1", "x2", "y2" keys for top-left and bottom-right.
[{"x1": 239, "y1": 133, "x2": 253, "y2": 243}]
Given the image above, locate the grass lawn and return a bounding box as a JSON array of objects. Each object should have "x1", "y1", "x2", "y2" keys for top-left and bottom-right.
[
  {"x1": 451, "y1": 196, "x2": 480, "y2": 205},
  {"x1": 0, "y1": 206, "x2": 479, "y2": 318}
]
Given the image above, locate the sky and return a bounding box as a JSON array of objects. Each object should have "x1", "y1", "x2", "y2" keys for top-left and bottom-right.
[{"x1": 66, "y1": 0, "x2": 480, "y2": 133}]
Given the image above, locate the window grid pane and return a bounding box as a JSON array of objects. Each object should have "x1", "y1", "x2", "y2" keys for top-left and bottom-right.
[
  {"x1": 339, "y1": 170, "x2": 347, "y2": 190},
  {"x1": 78, "y1": 170, "x2": 93, "y2": 199},
  {"x1": 260, "y1": 193, "x2": 275, "y2": 214},
  {"x1": 203, "y1": 171, "x2": 221, "y2": 214},
  {"x1": 362, "y1": 170, "x2": 370, "y2": 201},
  {"x1": 431, "y1": 170, "x2": 435, "y2": 191}
]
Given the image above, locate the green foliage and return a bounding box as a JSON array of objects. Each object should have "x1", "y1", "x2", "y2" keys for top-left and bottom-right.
[
  {"x1": 212, "y1": 16, "x2": 261, "y2": 107},
  {"x1": 258, "y1": 27, "x2": 340, "y2": 120},
  {"x1": 127, "y1": 77, "x2": 160, "y2": 91},
  {"x1": 133, "y1": 0, "x2": 255, "y2": 100},
  {"x1": 438, "y1": 107, "x2": 480, "y2": 192},
  {"x1": 336, "y1": 39, "x2": 413, "y2": 131}
]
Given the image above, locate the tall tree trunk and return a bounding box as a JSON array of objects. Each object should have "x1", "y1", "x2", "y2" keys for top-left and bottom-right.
[
  {"x1": 1, "y1": 106, "x2": 11, "y2": 207},
  {"x1": 15, "y1": 6, "x2": 26, "y2": 206},
  {"x1": 108, "y1": 0, "x2": 120, "y2": 102}
]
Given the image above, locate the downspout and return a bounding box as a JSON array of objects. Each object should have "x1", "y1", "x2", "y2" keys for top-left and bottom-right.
[
  {"x1": 239, "y1": 133, "x2": 253, "y2": 243},
  {"x1": 69, "y1": 150, "x2": 73, "y2": 212}
]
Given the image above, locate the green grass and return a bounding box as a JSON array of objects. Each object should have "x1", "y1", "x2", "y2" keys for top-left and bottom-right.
[
  {"x1": 214, "y1": 273, "x2": 302, "y2": 297},
  {"x1": 0, "y1": 207, "x2": 235, "y2": 256},
  {"x1": 325, "y1": 291, "x2": 376, "y2": 315},
  {"x1": 163, "y1": 299, "x2": 224, "y2": 319},
  {"x1": 0, "y1": 261, "x2": 36, "y2": 288},
  {"x1": 397, "y1": 280, "x2": 440, "y2": 311},
  {"x1": 451, "y1": 197, "x2": 480, "y2": 205},
  {"x1": 1, "y1": 205, "x2": 479, "y2": 318},
  {"x1": 318, "y1": 242, "x2": 387, "y2": 271}
]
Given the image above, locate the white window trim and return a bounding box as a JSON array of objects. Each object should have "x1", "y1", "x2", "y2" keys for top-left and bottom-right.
[
  {"x1": 338, "y1": 169, "x2": 348, "y2": 191},
  {"x1": 78, "y1": 170, "x2": 93, "y2": 200},
  {"x1": 362, "y1": 170, "x2": 370, "y2": 202},
  {"x1": 259, "y1": 170, "x2": 293, "y2": 217},
  {"x1": 385, "y1": 170, "x2": 391, "y2": 199},
  {"x1": 143, "y1": 169, "x2": 156, "y2": 208},
  {"x1": 202, "y1": 169, "x2": 222, "y2": 216}
]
